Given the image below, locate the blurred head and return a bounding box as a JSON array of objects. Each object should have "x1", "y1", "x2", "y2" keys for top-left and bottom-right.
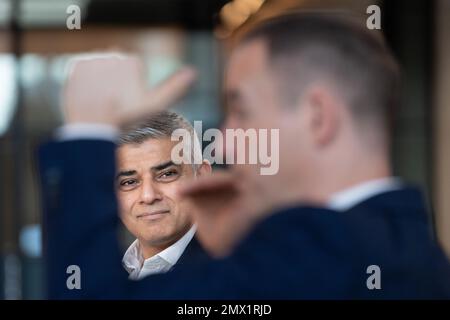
[
  {"x1": 224, "y1": 12, "x2": 400, "y2": 206},
  {"x1": 116, "y1": 111, "x2": 211, "y2": 256}
]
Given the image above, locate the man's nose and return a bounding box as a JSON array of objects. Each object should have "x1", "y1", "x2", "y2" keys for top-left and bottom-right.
[{"x1": 139, "y1": 179, "x2": 162, "y2": 205}]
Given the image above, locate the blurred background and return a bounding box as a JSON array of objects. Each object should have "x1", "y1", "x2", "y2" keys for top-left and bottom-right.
[{"x1": 0, "y1": 0, "x2": 449, "y2": 299}]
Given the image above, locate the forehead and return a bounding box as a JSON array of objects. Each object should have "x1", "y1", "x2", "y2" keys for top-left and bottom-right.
[{"x1": 116, "y1": 138, "x2": 175, "y2": 165}]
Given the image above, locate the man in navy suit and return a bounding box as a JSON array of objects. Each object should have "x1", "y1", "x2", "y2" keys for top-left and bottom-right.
[{"x1": 39, "y1": 13, "x2": 450, "y2": 299}]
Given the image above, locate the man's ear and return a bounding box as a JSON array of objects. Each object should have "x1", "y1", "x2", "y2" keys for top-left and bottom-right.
[
  {"x1": 305, "y1": 84, "x2": 340, "y2": 147},
  {"x1": 196, "y1": 159, "x2": 212, "y2": 177}
]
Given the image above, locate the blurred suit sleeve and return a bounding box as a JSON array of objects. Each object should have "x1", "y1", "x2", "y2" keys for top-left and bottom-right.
[{"x1": 38, "y1": 140, "x2": 127, "y2": 298}]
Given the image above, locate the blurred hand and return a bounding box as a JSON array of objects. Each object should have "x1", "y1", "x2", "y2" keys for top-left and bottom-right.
[
  {"x1": 63, "y1": 53, "x2": 196, "y2": 127},
  {"x1": 179, "y1": 170, "x2": 270, "y2": 258}
]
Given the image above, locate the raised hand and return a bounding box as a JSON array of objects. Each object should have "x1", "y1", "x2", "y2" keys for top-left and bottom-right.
[{"x1": 62, "y1": 53, "x2": 196, "y2": 127}]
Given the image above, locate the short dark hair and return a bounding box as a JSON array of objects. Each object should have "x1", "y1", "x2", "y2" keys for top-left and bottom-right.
[
  {"x1": 118, "y1": 111, "x2": 202, "y2": 171},
  {"x1": 118, "y1": 111, "x2": 194, "y2": 145},
  {"x1": 242, "y1": 11, "x2": 400, "y2": 134}
]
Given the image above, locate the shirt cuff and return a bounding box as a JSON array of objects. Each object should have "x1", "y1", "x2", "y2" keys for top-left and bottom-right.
[{"x1": 54, "y1": 123, "x2": 120, "y2": 142}]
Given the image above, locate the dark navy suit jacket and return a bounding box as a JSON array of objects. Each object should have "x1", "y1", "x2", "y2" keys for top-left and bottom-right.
[
  {"x1": 175, "y1": 237, "x2": 210, "y2": 268},
  {"x1": 38, "y1": 140, "x2": 450, "y2": 299}
]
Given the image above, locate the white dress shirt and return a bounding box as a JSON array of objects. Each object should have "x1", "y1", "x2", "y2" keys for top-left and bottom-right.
[
  {"x1": 122, "y1": 226, "x2": 196, "y2": 280},
  {"x1": 327, "y1": 177, "x2": 403, "y2": 212}
]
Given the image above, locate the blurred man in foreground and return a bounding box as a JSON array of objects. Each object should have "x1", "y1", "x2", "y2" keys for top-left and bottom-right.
[
  {"x1": 117, "y1": 112, "x2": 211, "y2": 280},
  {"x1": 39, "y1": 13, "x2": 450, "y2": 299}
]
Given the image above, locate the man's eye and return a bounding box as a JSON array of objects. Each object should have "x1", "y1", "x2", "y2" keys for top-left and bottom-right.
[
  {"x1": 158, "y1": 170, "x2": 179, "y2": 181},
  {"x1": 119, "y1": 179, "x2": 138, "y2": 189}
]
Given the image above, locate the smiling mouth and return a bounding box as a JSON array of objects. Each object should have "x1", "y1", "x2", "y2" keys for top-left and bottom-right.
[{"x1": 137, "y1": 210, "x2": 170, "y2": 220}]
